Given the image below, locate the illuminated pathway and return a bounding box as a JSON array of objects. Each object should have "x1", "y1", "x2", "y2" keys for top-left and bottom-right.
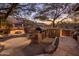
[
  {"x1": 52, "y1": 36, "x2": 79, "y2": 56},
  {"x1": 0, "y1": 37, "x2": 32, "y2": 55},
  {"x1": 0, "y1": 36, "x2": 79, "y2": 56}
]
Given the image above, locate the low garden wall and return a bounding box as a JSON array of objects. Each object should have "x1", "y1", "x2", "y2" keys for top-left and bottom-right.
[{"x1": 60, "y1": 29, "x2": 74, "y2": 37}]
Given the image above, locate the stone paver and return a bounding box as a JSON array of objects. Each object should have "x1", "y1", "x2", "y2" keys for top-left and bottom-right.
[
  {"x1": 52, "y1": 36, "x2": 79, "y2": 56},
  {"x1": 0, "y1": 37, "x2": 31, "y2": 49},
  {"x1": 0, "y1": 36, "x2": 79, "y2": 56}
]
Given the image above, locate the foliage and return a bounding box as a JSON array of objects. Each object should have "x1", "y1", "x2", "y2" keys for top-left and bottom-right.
[
  {"x1": 0, "y1": 3, "x2": 78, "y2": 27},
  {"x1": 0, "y1": 19, "x2": 12, "y2": 34},
  {"x1": 34, "y1": 15, "x2": 49, "y2": 20}
]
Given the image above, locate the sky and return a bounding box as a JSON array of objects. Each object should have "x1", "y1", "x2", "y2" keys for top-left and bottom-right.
[
  {"x1": 16, "y1": 3, "x2": 75, "y2": 20},
  {"x1": 0, "y1": 3, "x2": 77, "y2": 24},
  {"x1": 18, "y1": 3, "x2": 45, "y2": 20}
]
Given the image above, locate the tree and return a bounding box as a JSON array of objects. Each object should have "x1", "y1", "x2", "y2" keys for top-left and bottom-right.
[
  {"x1": 0, "y1": 3, "x2": 18, "y2": 19},
  {"x1": 0, "y1": 3, "x2": 18, "y2": 34},
  {"x1": 69, "y1": 11, "x2": 79, "y2": 23},
  {"x1": 0, "y1": 3, "x2": 77, "y2": 27},
  {"x1": 33, "y1": 3, "x2": 75, "y2": 27},
  {"x1": 34, "y1": 15, "x2": 49, "y2": 20}
]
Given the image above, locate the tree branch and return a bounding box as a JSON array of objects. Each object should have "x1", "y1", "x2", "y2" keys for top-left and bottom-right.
[{"x1": 4, "y1": 3, "x2": 18, "y2": 19}]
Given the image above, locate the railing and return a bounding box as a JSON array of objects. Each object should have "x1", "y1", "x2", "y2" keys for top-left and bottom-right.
[
  {"x1": 28, "y1": 28, "x2": 60, "y2": 44},
  {"x1": 37, "y1": 28, "x2": 60, "y2": 40}
]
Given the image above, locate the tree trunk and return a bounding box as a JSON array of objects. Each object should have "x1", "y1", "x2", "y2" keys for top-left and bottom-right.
[
  {"x1": 52, "y1": 19, "x2": 55, "y2": 27},
  {"x1": 5, "y1": 3, "x2": 18, "y2": 19}
]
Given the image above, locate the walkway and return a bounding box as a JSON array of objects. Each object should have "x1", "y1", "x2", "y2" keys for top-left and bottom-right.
[
  {"x1": 0, "y1": 36, "x2": 79, "y2": 56},
  {"x1": 52, "y1": 36, "x2": 79, "y2": 56}
]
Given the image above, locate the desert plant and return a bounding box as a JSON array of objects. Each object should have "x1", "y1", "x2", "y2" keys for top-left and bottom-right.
[{"x1": 0, "y1": 19, "x2": 12, "y2": 35}]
